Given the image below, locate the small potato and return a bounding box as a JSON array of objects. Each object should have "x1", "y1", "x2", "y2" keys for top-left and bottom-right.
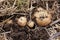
[
  {"x1": 27, "y1": 20, "x2": 34, "y2": 28},
  {"x1": 17, "y1": 17, "x2": 27, "y2": 27}
]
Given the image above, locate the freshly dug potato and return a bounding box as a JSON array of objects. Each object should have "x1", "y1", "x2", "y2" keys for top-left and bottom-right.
[
  {"x1": 34, "y1": 7, "x2": 52, "y2": 26},
  {"x1": 17, "y1": 16, "x2": 27, "y2": 27},
  {"x1": 27, "y1": 20, "x2": 34, "y2": 28}
]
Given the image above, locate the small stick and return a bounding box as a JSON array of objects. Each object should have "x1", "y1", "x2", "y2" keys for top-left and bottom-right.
[
  {"x1": 4, "y1": 33, "x2": 8, "y2": 40},
  {"x1": 44, "y1": 27, "x2": 51, "y2": 36},
  {"x1": 0, "y1": 31, "x2": 11, "y2": 34},
  {"x1": 50, "y1": 19, "x2": 60, "y2": 26},
  {"x1": 46, "y1": 1, "x2": 48, "y2": 10},
  {"x1": 0, "y1": 15, "x2": 14, "y2": 27},
  {"x1": 12, "y1": 0, "x2": 17, "y2": 8}
]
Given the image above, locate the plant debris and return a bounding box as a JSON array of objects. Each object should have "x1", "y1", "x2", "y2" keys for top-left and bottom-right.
[{"x1": 0, "y1": 0, "x2": 60, "y2": 40}]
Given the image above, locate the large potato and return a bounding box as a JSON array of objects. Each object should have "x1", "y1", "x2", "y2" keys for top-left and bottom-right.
[{"x1": 34, "y1": 7, "x2": 52, "y2": 26}]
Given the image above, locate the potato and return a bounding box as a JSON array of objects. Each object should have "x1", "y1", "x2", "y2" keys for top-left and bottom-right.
[
  {"x1": 17, "y1": 17, "x2": 27, "y2": 27},
  {"x1": 27, "y1": 20, "x2": 34, "y2": 28},
  {"x1": 34, "y1": 7, "x2": 52, "y2": 26}
]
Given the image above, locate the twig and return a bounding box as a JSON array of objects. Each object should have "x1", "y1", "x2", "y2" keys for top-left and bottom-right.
[
  {"x1": 12, "y1": 0, "x2": 17, "y2": 8},
  {"x1": 48, "y1": 32, "x2": 60, "y2": 40},
  {"x1": 0, "y1": 15, "x2": 14, "y2": 27},
  {"x1": 6, "y1": 0, "x2": 11, "y2": 7},
  {"x1": 11, "y1": 13, "x2": 28, "y2": 15},
  {"x1": 29, "y1": 0, "x2": 35, "y2": 20},
  {"x1": 46, "y1": 1, "x2": 48, "y2": 10},
  {"x1": 50, "y1": 19, "x2": 60, "y2": 26},
  {"x1": 0, "y1": 31, "x2": 11, "y2": 34},
  {"x1": 4, "y1": 33, "x2": 8, "y2": 40},
  {"x1": 29, "y1": 0, "x2": 32, "y2": 20},
  {"x1": 44, "y1": 28, "x2": 51, "y2": 36},
  {"x1": 0, "y1": 0, "x2": 17, "y2": 16}
]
